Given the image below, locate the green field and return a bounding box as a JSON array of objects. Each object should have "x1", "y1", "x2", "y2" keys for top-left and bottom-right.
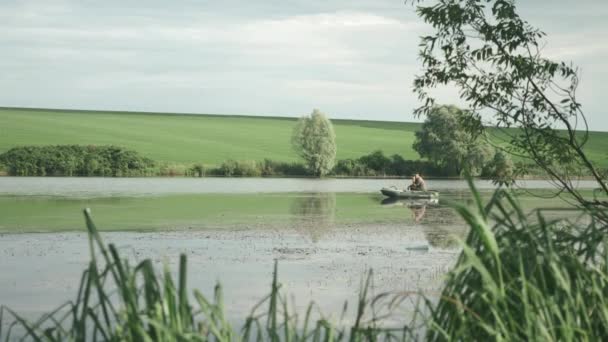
[
  {"x1": 0, "y1": 108, "x2": 420, "y2": 165},
  {"x1": 0, "y1": 107, "x2": 606, "y2": 167}
]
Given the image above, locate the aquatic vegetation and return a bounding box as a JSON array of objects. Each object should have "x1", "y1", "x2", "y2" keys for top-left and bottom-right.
[
  {"x1": 2, "y1": 183, "x2": 607, "y2": 340},
  {"x1": 0, "y1": 209, "x2": 416, "y2": 341}
]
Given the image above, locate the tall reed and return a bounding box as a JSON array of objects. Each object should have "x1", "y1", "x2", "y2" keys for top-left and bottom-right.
[{"x1": 425, "y1": 179, "x2": 608, "y2": 340}]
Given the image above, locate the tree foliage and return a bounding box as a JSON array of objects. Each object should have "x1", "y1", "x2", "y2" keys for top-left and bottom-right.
[
  {"x1": 409, "y1": 0, "x2": 607, "y2": 207},
  {"x1": 484, "y1": 150, "x2": 515, "y2": 185},
  {"x1": 413, "y1": 105, "x2": 495, "y2": 176},
  {"x1": 333, "y1": 150, "x2": 445, "y2": 177},
  {"x1": 292, "y1": 109, "x2": 337, "y2": 177},
  {"x1": 0, "y1": 145, "x2": 154, "y2": 176}
]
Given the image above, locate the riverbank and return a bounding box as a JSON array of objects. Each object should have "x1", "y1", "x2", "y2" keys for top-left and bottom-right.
[{"x1": 0, "y1": 174, "x2": 604, "y2": 182}]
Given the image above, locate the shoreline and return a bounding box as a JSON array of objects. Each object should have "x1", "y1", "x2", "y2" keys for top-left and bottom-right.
[{"x1": 0, "y1": 174, "x2": 603, "y2": 181}]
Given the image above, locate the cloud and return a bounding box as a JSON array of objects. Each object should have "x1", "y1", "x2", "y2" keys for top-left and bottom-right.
[
  {"x1": 2, "y1": 10, "x2": 421, "y2": 65},
  {"x1": 0, "y1": 5, "x2": 424, "y2": 117},
  {"x1": 0, "y1": 0, "x2": 607, "y2": 129},
  {"x1": 544, "y1": 32, "x2": 608, "y2": 61}
]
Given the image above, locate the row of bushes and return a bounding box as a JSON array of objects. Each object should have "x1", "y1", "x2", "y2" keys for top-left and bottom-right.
[
  {"x1": 0, "y1": 145, "x2": 155, "y2": 177},
  {"x1": 333, "y1": 151, "x2": 447, "y2": 177},
  {"x1": 189, "y1": 159, "x2": 308, "y2": 177},
  {"x1": 0, "y1": 146, "x2": 515, "y2": 179},
  {"x1": 201, "y1": 152, "x2": 445, "y2": 178},
  {"x1": 214, "y1": 159, "x2": 307, "y2": 177},
  {"x1": 204, "y1": 150, "x2": 515, "y2": 180}
]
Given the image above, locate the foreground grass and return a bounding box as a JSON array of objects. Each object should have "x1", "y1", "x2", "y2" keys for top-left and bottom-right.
[
  {"x1": 425, "y1": 182, "x2": 608, "y2": 340},
  {"x1": 2, "y1": 183, "x2": 607, "y2": 340}
]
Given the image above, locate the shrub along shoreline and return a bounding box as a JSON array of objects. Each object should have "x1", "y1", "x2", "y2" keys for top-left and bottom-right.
[
  {"x1": 0, "y1": 145, "x2": 156, "y2": 177},
  {"x1": 2, "y1": 144, "x2": 601, "y2": 180},
  {"x1": 0, "y1": 145, "x2": 523, "y2": 179}
]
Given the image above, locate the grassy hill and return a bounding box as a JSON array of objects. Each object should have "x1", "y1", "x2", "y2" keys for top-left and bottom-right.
[
  {"x1": 0, "y1": 108, "x2": 420, "y2": 165},
  {"x1": 0, "y1": 107, "x2": 606, "y2": 167}
]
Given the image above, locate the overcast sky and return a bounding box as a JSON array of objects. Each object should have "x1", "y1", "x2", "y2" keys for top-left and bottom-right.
[{"x1": 1, "y1": 0, "x2": 607, "y2": 130}]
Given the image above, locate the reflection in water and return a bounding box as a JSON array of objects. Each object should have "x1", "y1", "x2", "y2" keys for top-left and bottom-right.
[
  {"x1": 411, "y1": 205, "x2": 426, "y2": 224},
  {"x1": 381, "y1": 197, "x2": 468, "y2": 248},
  {"x1": 380, "y1": 197, "x2": 439, "y2": 207},
  {"x1": 419, "y1": 204, "x2": 467, "y2": 249},
  {"x1": 380, "y1": 198, "x2": 438, "y2": 224},
  {"x1": 290, "y1": 193, "x2": 336, "y2": 242}
]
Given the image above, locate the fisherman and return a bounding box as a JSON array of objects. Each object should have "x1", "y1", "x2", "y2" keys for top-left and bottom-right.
[
  {"x1": 408, "y1": 173, "x2": 427, "y2": 191},
  {"x1": 407, "y1": 176, "x2": 417, "y2": 190}
]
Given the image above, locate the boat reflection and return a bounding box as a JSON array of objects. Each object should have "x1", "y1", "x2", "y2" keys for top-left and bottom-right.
[
  {"x1": 381, "y1": 197, "x2": 439, "y2": 223},
  {"x1": 380, "y1": 196, "x2": 467, "y2": 248},
  {"x1": 380, "y1": 197, "x2": 439, "y2": 207}
]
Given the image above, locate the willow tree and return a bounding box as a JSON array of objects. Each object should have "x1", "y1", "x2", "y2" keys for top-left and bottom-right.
[
  {"x1": 407, "y1": 3, "x2": 608, "y2": 341},
  {"x1": 292, "y1": 109, "x2": 337, "y2": 177},
  {"x1": 413, "y1": 104, "x2": 495, "y2": 176},
  {"x1": 409, "y1": 0, "x2": 607, "y2": 209}
]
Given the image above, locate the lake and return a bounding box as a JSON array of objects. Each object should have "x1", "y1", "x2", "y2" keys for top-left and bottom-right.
[{"x1": 0, "y1": 177, "x2": 595, "y2": 328}]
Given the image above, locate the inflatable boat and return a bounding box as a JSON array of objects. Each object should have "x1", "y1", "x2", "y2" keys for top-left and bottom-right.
[{"x1": 380, "y1": 187, "x2": 439, "y2": 199}]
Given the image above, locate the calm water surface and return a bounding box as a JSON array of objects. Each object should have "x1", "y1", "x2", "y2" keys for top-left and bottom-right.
[
  {"x1": 0, "y1": 177, "x2": 588, "y2": 332},
  {"x1": 0, "y1": 177, "x2": 599, "y2": 197}
]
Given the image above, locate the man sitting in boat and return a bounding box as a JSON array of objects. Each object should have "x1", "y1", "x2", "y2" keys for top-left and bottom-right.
[
  {"x1": 407, "y1": 176, "x2": 416, "y2": 190},
  {"x1": 408, "y1": 173, "x2": 427, "y2": 191}
]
